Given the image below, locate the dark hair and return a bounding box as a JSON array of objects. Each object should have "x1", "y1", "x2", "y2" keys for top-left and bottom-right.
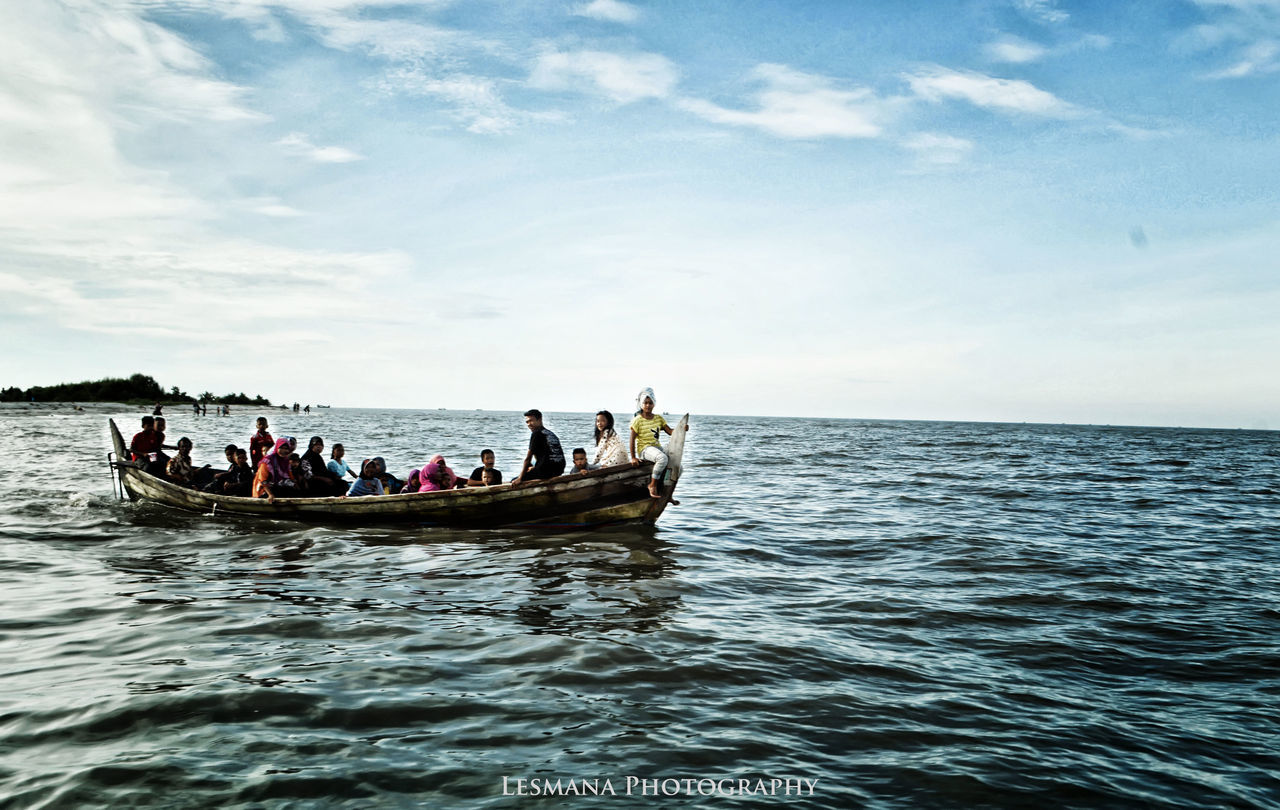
[
  {"x1": 480, "y1": 449, "x2": 494, "y2": 459},
  {"x1": 331, "y1": 443, "x2": 344, "y2": 458},
  {"x1": 572, "y1": 447, "x2": 586, "y2": 456},
  {"x1": 224, "y1": 443, "x2": 238, "y2": 455},
  {"x1": 524, "y1": 409, "x2": 542, "y2": 419},
  {"x1": 177, "y1": 437, "x2": 192, "y2": 451},
  {"x1": 141, "y1": 416, "x2": 154, "y2": 427},
  {"x1": 594, "y1": 410, "x2": 615, "y2": 444},
  {"x1": 233, "y1": 447, "x2": 247, "y2": 457}
]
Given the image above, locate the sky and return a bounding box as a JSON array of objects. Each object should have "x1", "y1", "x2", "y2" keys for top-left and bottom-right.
[{"x1": 1, "y1": 0, "x2": 1277, "y2": 428}]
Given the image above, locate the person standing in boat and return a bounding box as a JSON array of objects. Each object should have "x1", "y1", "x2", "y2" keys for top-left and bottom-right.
[
  {"x1": 630, "y1": 388, "x2": 686, "y2": 499},
  {"x1": 152, "y1": 416, "x2": 176, "y2": 470},
  {"x1": 512, "y1": 409, "x2": 565, "y2": 484},
  {"x1": 249, "y1": 417, "x2": 274, "y2": 467},
  {"x1": 129, "y1": 416, "x2": 160, "y2": 462}
]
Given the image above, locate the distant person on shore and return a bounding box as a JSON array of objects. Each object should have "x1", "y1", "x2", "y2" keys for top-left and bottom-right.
[
  {"x1": 327, "y1": 443, "x2": 358, "y2": 485},
  {"x1": 570, "y1": 448, "x2": 589, "y2": 474},
  {"x1": 590, "y1": 410, "x2": 627, "y2": 469},
  {"x1": 250, "y1": 417, "x2": 274, "y2": 466},
  {"x1": 512, "y1": 409, "x2": 565, "y2": 484},
  {"x1": 630, "y1": 388, "x2": 687, "y2": 499},
  {"x1": 192, "y1": 402, "x2": 200, "y2": 416},
  {"x1": 304, "y1": 404, "x2": 310, "y2": 414},
  {"x1": 466, "y1": 450, "x2": 503, "y2": 487},
  {"x1": 129, "y1": 416, "x2": 161, "y2": 463},
  {"x1": 301, "y1": 436, "x2": 344, "y2": 496},
  {"x1": 344, "y1": 459, "x2": 384, "y2": 497},
  {"x1": 252, "y1": 438, "x2": 295, "y2": 504}
]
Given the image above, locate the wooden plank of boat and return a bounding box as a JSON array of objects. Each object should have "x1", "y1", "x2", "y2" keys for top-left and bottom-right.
[{"x1": 107, "y1": 418, "x2": 686, "y2": 528}]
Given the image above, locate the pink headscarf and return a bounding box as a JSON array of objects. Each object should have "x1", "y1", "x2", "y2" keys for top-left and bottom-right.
[
  {"x1": 420, "y1": 455, "x2": 457, "y2": 491},
  {"x1": 259, "y1": 437, "x2": 293, "y2": 482}
]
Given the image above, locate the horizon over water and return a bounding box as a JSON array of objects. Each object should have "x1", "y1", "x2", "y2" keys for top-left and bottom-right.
[{"x1": 0, "y1": 406, "x2": 1277, "y2": 808}]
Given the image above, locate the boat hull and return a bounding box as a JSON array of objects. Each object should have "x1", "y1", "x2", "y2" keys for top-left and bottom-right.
[{"x1": 108, "y1": 418, "x2": 686, "y2": 528}]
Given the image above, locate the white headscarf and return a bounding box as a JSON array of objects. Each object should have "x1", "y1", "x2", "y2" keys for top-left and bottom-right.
[{"x1": 635, "y1": 387, "x2": 656, "y2": 416}]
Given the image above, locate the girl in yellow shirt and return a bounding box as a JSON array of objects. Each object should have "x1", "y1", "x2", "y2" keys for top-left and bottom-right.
[{"x1": 629, "y1": 387, "x2": 685, "y2": 498}]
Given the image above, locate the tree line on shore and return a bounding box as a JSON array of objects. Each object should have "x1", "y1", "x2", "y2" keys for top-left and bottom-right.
[{"x1": 0, "y1": 373, "x2": 273, "y2": 406}]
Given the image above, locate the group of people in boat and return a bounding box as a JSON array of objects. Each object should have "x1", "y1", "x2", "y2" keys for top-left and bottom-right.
[{"x1": 126, "y1": 389, "x2": 686, "y2": 502}]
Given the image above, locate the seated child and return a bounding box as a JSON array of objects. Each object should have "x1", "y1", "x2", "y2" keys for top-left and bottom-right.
[
  {"x1": 345, "y1": 459, "x2": 385, "y2": 497},
  {"x1": 466, "y1": 449, "x2": 503, "y2": 486},
  {"x1": 218, "y1": 447, "x2": 254, "y2": 497},
  {"x1": 205, "y1": 445, "x2": 251, "y2": 495},
  {"x1": 570, "y1": 448, "x2": 589, "y2": 474}
]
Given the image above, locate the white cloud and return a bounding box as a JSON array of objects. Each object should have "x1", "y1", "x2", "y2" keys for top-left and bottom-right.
[
  {"x1": 906, "y1": 66, "x2": 1080, "y2": 118},
  {"x1": 276, "y1": 132, "x2": 365, "y2": 162},
  {"x1": 902, "y1": 133, "x2": 974, "y2": 164},
  {"x1": 678, "y1": 63, "x2": 888, "y2": 139},
  {"x1": 0, "y1": 0, "x2": 418, "y2": 353},
  {"x1": 1185, "y1": 0, "x2": 1280, "y2": 78},
  {"x1": 381, "y1": 70, "x2": 521, "y2": 133},
  {"x1": 529, "y1": 50, "x2": 678, "y2": 103},
  {"x1": 163, "y1": 0, "x2": 512, "y2": 132},
  {"x1": 1016, "y1": 0, "x2": 1069, "y2": 24},
  {"x1": 1205, "y1": 39, "x2": 1280, "y2": 77},
  {"x1": 573, "y1": 0, "x2": 641, "y2": 24},
  {"x1": 249, "y1": 197, "x2": 306, "y2": 217},
  {"x1": 984, "y1": 37, "x2": 1048, "y2": 63}
]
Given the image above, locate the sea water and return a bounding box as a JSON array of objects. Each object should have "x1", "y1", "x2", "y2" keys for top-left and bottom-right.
[{"x1": 0, "y1": 407, "x2": 1277, "y2": 808}]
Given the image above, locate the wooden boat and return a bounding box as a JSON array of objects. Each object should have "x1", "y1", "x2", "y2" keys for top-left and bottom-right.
[{"x1": 107, "y1": 416, "x2": 688, "y2": 528}]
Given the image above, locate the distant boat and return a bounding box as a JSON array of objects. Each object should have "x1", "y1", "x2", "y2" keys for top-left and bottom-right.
[
  {"x1": 106, "y1": 417, "x2": 688, "y2": 528},
  {"x1": 315, "y1": 404, "x2": 331, "y2": 408}
]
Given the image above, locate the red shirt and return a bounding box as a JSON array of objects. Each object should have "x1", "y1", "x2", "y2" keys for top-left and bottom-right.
[
  {"x1": 130, "y1": 430, "x2": 160, "y2": 461},
  {"x1": 250, "y1": 430, "x2": 274, "y2": 466}
]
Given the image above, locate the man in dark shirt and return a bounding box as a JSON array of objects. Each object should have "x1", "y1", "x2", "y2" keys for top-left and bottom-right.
[{"x1": 513, "y1": 409, "x2": 565, "y2": 484}]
